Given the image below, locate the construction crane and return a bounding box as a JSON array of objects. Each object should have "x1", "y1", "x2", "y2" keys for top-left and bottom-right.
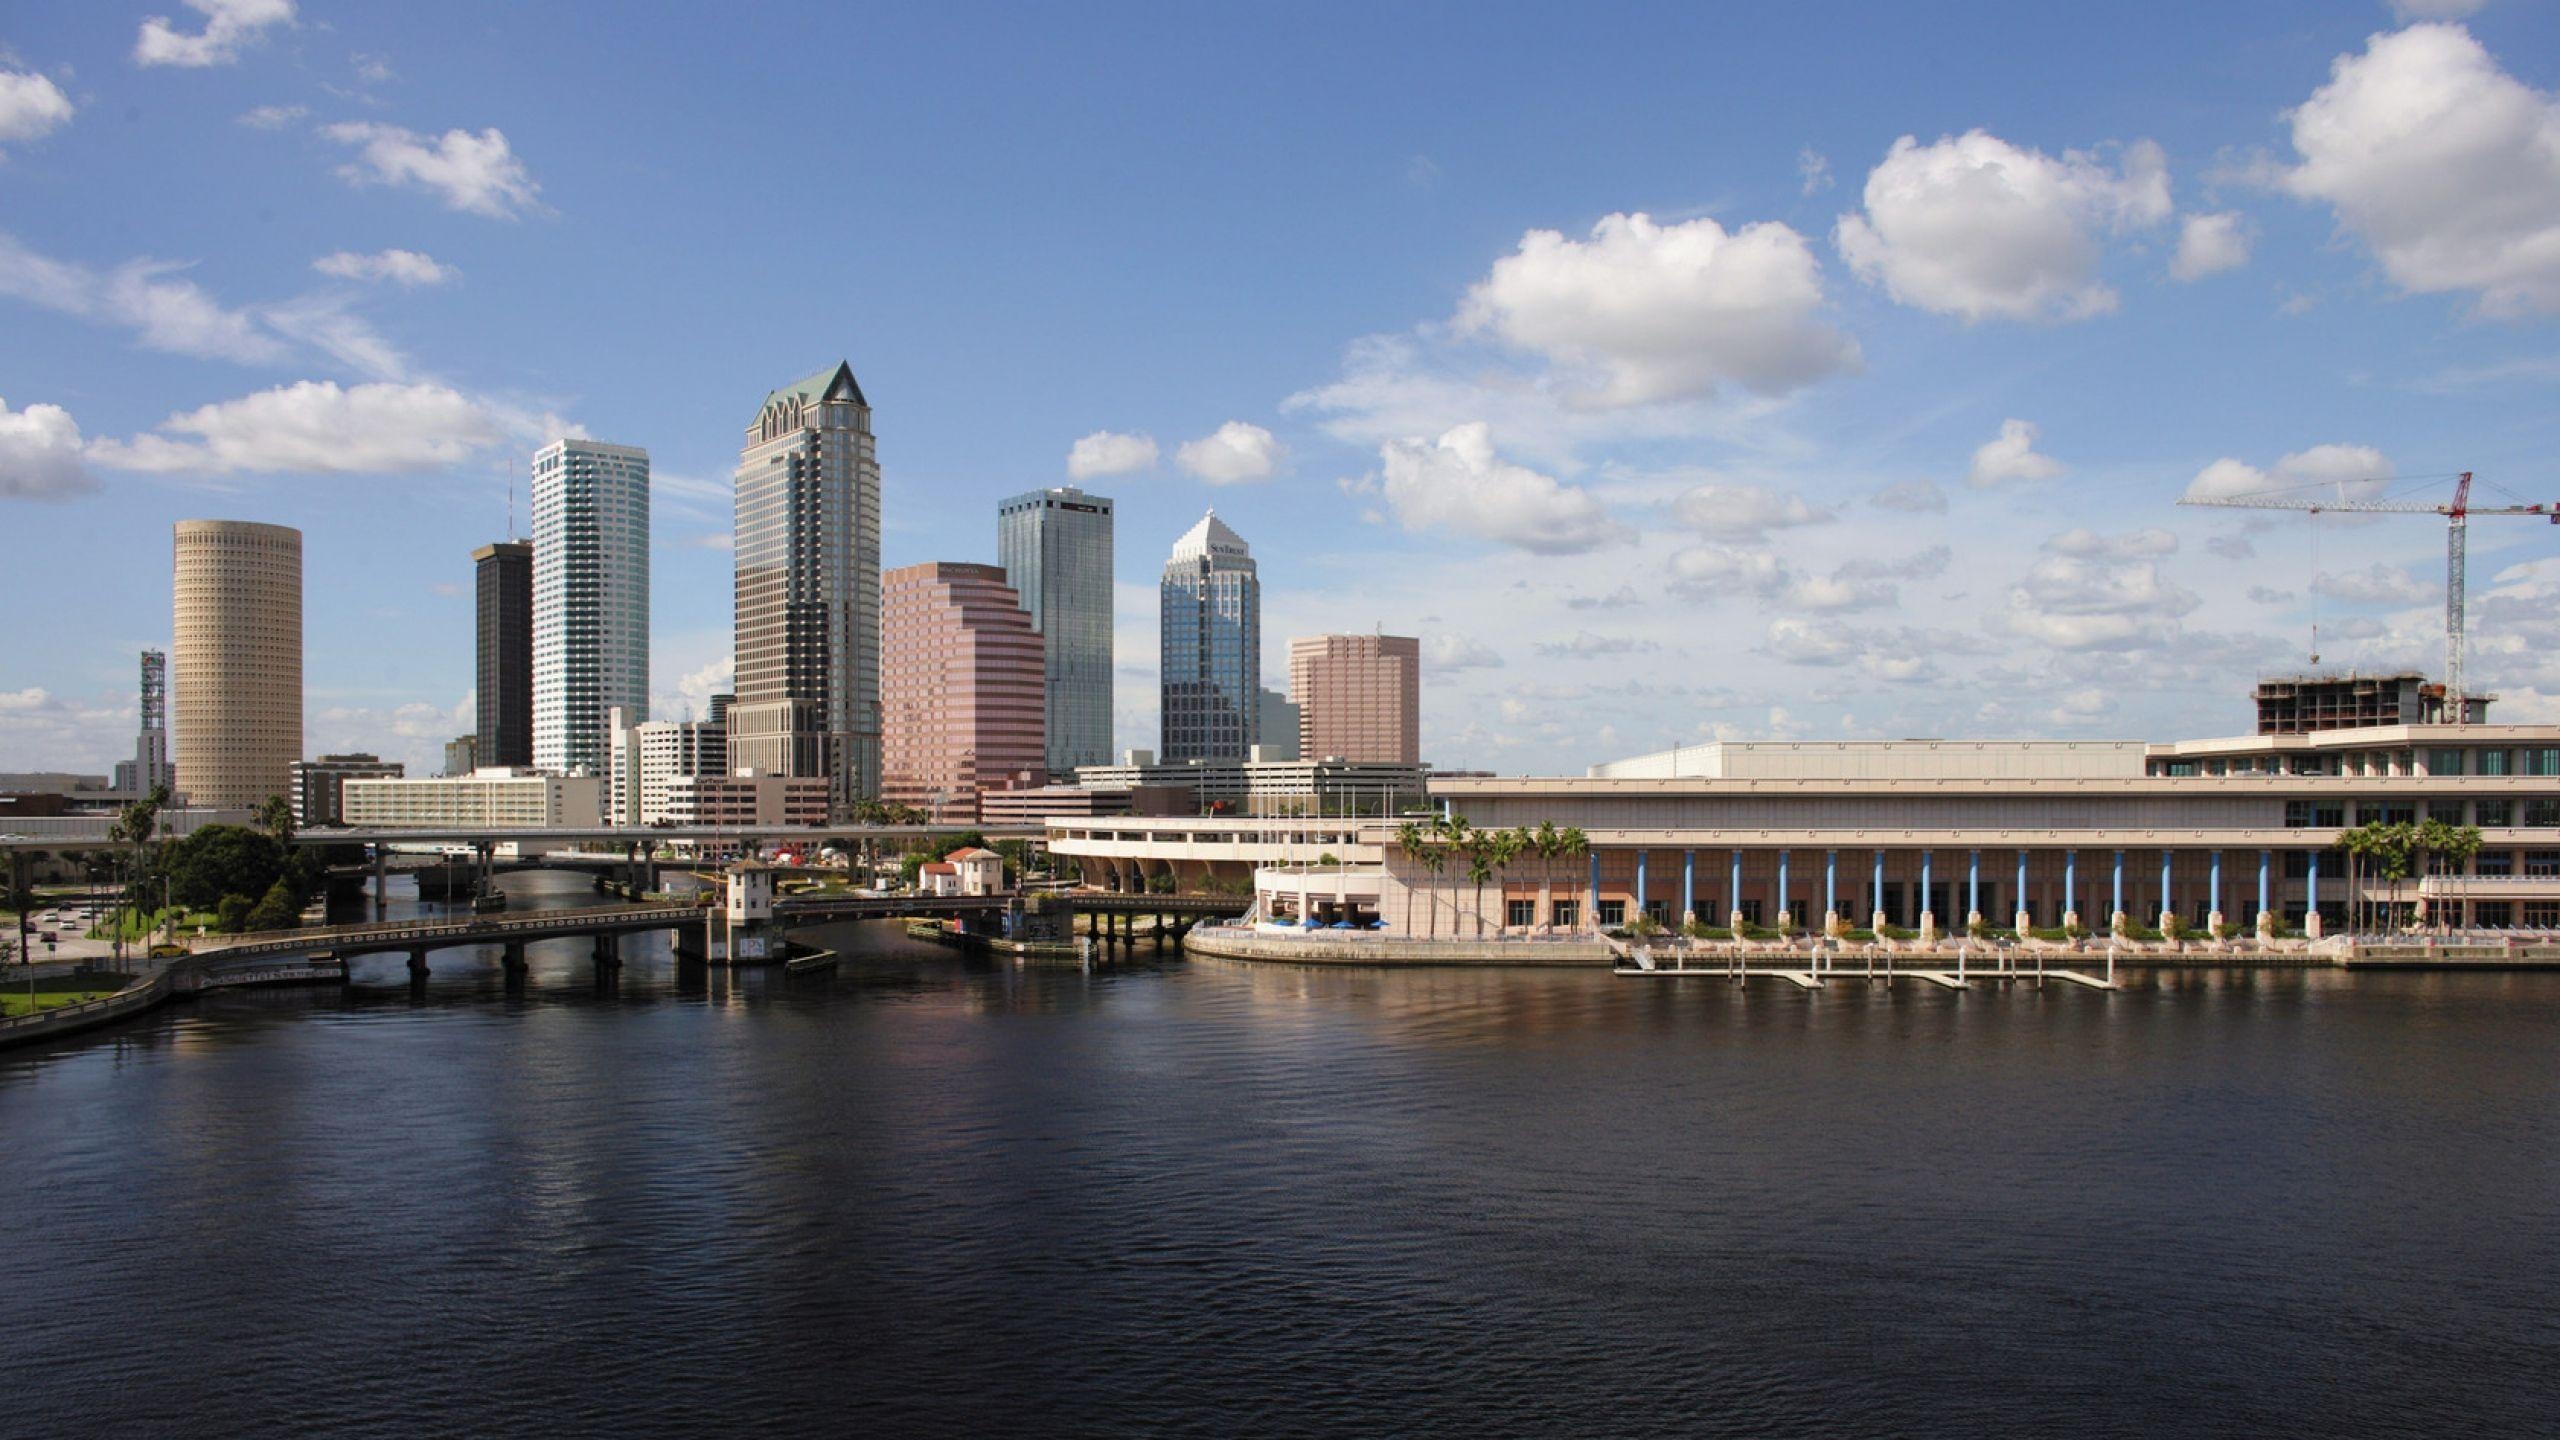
[{"x1": 2179, "y1": 472, "x2": 2556, "y2": 725}]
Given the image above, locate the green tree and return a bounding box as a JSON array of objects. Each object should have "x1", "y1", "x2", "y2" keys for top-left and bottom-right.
[
  {"x1": 1395, "y1": 822, "x2": 1427, "y2": 935},
  {"x1": 164, "y1": 825, "x2": 287, "y2": 912},
  {"x1": 1529, "y1": 820, "x2": 1562, "y2": 929},
  {"x1": 244, "y1": 878, "x2": 302, "y2": 933},
  {"x1": 1415, "y1": 829, "x2": 1451, "y2": 938},
  {"x1": 1557, "y1": 827, "x2": 1591, "y2": 932},
  {"x1": 254, "y1": 793, "x2": 296, "y2": 843},
  {"x1": 6, "y1": 852, "x2": 40, "y2": 963},
  {"x1": 215, "y1": 894, "x2": 255, "y2": 933}
]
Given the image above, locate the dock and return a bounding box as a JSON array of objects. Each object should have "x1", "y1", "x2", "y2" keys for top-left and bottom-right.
[{"x1": 1614, "y1": 944, "x2": 2119, "y2": 991}]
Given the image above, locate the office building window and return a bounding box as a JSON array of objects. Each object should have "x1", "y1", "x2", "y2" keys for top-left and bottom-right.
[{"x1": 1507, "y1": 899, "x2": 1535, "y2": 927}]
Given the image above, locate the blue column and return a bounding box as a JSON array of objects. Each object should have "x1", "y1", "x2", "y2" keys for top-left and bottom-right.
[
  {"x1": 2016, "y1": 849, "x2": 2029, "y2": 921},
  {"x1": 1921, "y1": 850, "x2": 1933, "y2": 921},
  {"x1": 2306, "y1": 848, "x2": 2319, "y2": 918},
  {"x1": 1872, "y1": 848, "x2": 1885, "y2": 919},
  {"x1": 2160, "y1": 850, "x2": 2173, "y2": 924},
  {"x1": 1825, "y1": 849, "x2": 1838, "y2": 919},
  {"x1": 1777, "y1": 850, "x2": 1790, "y2": 927},
  {"x1": 2210, "y1": 849, "x2": 2223, "y2": 916},
  {"x1": 2112, "y1": 850, "x2": 2125, "y2": 918},
  {"x1": 1682, "y1": 849, "x2": 1695, "y2": 923},
  {"x1": 1636, "y1": 849, "x2": 1649, "y2": 915},
  {"x1": 1730, "y1": 850, "x2": 1742, "y2": 920},
  {"x1": 1588, "y1": 850, "x2": 1600, "y2": 920},
  {"x1": 2065, "y1": 849, "x2": 2077, "y2": 918},
  {"x1": 2258, "y1": 848, "x2": 2271, "y2": 922},
  {"x1": 1968, "y1": 849, "x2": 1980, "y2": 916}
]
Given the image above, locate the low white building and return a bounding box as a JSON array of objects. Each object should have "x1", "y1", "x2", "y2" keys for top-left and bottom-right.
[
  {"x1": 341, "y1": 767, "x2": 603, "y2": 829},
  {"x1": 606, "y1": 706, "x2": 726, "y2": 826},
  {"x1": 656, "y1": 772, "x2": 828, "y2": 828}
]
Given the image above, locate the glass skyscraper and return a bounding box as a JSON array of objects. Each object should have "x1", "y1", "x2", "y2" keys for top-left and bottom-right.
[
  {"x1": 997, "y1": 485, "x2": 1114, "y2": 774},
  {"x1": 728, "y1": 361, "x2": 882, "y2": 809},
  {"x1": 1159, "y1": 510, "x2": 1259, "y2": 763},
  {"x1": 531, "y1": 439, "x2": 650, "y2": 777},
  {"x1": 472, "y1": 539, "x2": 533, "y2": 768}
]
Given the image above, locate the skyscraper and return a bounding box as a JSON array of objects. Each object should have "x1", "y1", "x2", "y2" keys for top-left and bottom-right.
[
  {"x1": 531, "y1": 439, "x2": 650, "y2": 776},
  {"x1": 172, "y1": 519, "x2": 301, "y2": 809},
  {"x1": 1289, "y1": 633, "x2": 1422, "y2": 763},
  {"x1": 472, "y1": 539, "x2": 534, "y2": 768},
  {"x1": 729, "y1": 361, "x2": 882, "y2": 811},
  {"x1": 996, "y1": 485, "x2": 1114, "y2": 774},
  {"x1": 112, "y1": 650, "x2": 173, "y2": 798},
  {"x1": 1159, "y1": 511, "x2": 1259, "y2": 763},
  {"x1": 879, "y1": 562, "x2": 1047, "y2": 821}
]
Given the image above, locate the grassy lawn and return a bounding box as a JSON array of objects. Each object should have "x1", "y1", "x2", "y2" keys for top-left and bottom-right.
[
  {"x1": 84, "y1": 907, "x2": 222, "y2": 942},
  {"x1": 0, "y1": 975, "x2": 128, "y2": 1017}
]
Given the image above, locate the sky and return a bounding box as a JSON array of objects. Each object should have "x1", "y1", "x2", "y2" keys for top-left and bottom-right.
[{"x1": 4, "y1": 0, "x2": 2560, "y2": 780}]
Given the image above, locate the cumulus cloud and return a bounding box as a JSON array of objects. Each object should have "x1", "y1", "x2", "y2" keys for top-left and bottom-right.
[
  {"x1": 1836, "y1": 130, "x2": 2172, "y2": 321},
  {"x1": 2313, "y1": 562, "x2": 2436, "y2": 604},
  {"x1": 0, "y1": 70, "x2": 75, "y2": 154},
  {"x1": 1871, "y1": 478, "x2": 1948, "y2": 513},
  {"x1": 1376, "y1": 422, "x2": 1629, "y2": 554},
  {"x1": 1423, "y1": 634, "x2": 1505, "y2": 672},
  {"x1": 313, "y1": 248, "x2": 454, "y2": 286},
  {"x1": 2284, "y1": 23, "x2": 2560, "y2": 315},
  {"x1": 1763, "y1": 616, "x2": 1864, "y2": 667},
  {"x1": 1533, "y1": 631, "x2": 1658, "y2": 660},
  {"x1": 1667, "y1": 544, "x2": 1790, "y2": 599},
  {"x1": 1174, "y1": 420, "x2": 1284, "y2": 484},
  {"x1": 1457, "y1": 211, "x2": 1861, "y2": 404},
  {"x1": 1066, "y1": 429, "x2": 1157, "y2": 480},
  {"x1": 1670, "y1": 482, "x2": 1834, "y2": 539},
  {"x1": 88, "y1": 380, "x2": 500, "y2": 474},
  {"x1": 2048, "y1": 526, "x2": 2177, "y2": 557},
  {"x1": 323, "y1": 122, "x2": 542, "y2": 218},
  {"x1": 2182, "y1": 443, "x2": 2391, "y2": 502},
  {"x1": 135, "y1": 0, "x2": 294, "y2": 67},
  {"x1": 2170, "y1": 212, "x2": 2253, "y2": 280},
  {"x1": 1996, "y1": 551, "x2": 2201, "y2": 650},
  {"x1": 237, "y1": 103, "x2": 307, "y2": 129},
  {"x1": 1784, "y1": 571, "x2": 1898, "y2": 612},
  {"x1": 1968, "y1": 417, "x2": 2067, "y2": 487},
  {"x1": 2247, "y1": 585, "x2": 2296, "y2": 605},
  {"x1": 0, "y1": 396, "x2": 92, "y2": 500}
]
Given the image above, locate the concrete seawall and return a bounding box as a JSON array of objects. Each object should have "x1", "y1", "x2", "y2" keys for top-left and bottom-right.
[
  {"x1": 0, "y1": 953, "x2": 347, "y2": 1051},
  {"x1": 1183, "y1": 929, "x2": 1613, "y2": 966}
]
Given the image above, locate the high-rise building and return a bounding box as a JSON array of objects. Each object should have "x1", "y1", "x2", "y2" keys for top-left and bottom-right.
[
  {"x1": 112, "y1": 650, "x2": 173, "y2": 798},
  {"x1": 443, "y1": 735, "x2": 478, "y2": 777},
  {"x1": 289, "y1": 753, "x2": 403, "y2": 828},
  {"x1": 1159, "y1": 511, "x2": 1259, "y2": 763},
  {"x1": 1255, "y1": 687, "x2": 1300, "y2": 761},
  {"x1": 730, "y1": 361, "x2": 881, "y2": 812},
  {"x1": 997, "y1": 486, "x2": 1114, "y2": 774},
  {"x1": 605, "y1": 704, "x2": 727, "y2": 826},
  {"x1": 472, "y1": 540, "x2": 534, "y2": 768},
  {"x1": 879, "y1": 562, "x2": 1047, "y2": 821},
  {"x1": 1289, "y1": 633, "x2": 1422, "y2": 763},
  {"x1": 531, "y1": 440, "x2": 650, "y2": 776},
  {"x1": 172, "y1": 519, "x2": 302, "y2": 810}
]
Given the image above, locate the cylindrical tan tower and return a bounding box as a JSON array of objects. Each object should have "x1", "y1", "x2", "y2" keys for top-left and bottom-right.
[{"x1": 173, "y1": 519, "x2": 302, "y2": 810}]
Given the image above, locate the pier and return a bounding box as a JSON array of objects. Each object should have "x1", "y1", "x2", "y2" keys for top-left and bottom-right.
[{"x1": 1615, "y1": 941, "x2": 2120, "y2": 990}]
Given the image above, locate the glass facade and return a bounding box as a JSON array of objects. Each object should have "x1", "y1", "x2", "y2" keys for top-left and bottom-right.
[
  {"x1": 531, "y1": 439, "x2": 649, "y2": 777},
  {"x1": 1159, "y1": 512, "x2": 1259, "y2": 763},
  {"x1": 997, "y1": 486, "x2": 1114, "y2": 773}
]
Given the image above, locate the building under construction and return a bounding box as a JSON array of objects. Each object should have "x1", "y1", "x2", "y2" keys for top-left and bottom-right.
[{"x1": 2253, "y1": 673, "x2": 2490, "y2": 735}]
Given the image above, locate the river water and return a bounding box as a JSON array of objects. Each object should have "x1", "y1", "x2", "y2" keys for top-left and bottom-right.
[{"x1": 3, "y1": 870, "x2": 2555, "y2": 1437}]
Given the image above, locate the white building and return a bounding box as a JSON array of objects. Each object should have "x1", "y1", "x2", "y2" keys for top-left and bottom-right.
[
  {"x1": 532, "y1": 438, "x2": 650, "y2": 778},
  {"x1": 342, "y1": 768, "x2": 604, "y2": 829},
  {"x1": 289, "y1": 753, "x2": 404, "y2": 828},
  {"x1": 605, "y1": 706, "x2": 725, "y2": 826},
  {"x1": 656, "y1": 773, "x2": 829, "y2": 828}
]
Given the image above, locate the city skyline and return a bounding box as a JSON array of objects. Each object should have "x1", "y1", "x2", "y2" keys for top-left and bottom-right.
[{"x1": 4, "y1": 6, "x2": 2560, "y2": 784}]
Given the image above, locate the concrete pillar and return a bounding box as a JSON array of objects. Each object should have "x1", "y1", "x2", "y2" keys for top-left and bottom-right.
[
  {"x1": 501, "y1": 939, "x2": 527, "y2": 972},
  {"x1": 594, "y1": 932, "x2": 620, "y2": 969},
  {"x1": 2111, "y1": 850, "x2": 2126, "y2": 934},
  {"x1": 1729, "y1": 850, "x2": 1743, "y2": 931},
  {"x1": 1871, "y1": 848, "x2": 1885, "y2": 933},
  {"x1": 1967, "y1": 849, "x2": 1982, "y2": 930},
  {"x1": 2306, "y1": 849, "x2": 2322, "y2": 939},
  {"x1": 1776, "y1": 850, "x2": 1790, "y2": 932},
  {"x1": 1681, "y1": 849, "x2": 1695, "y2": 927},
  {"x1": 2063, "y1": 849, "x2": 2078, "y2": 932},
  {"x1": 407, "y1": 946, "x2": 428, "y2": 976},
  {"x1": 2161, "y1": 849, "x2": 2174, "y2": 927},
  {"x1": 2209, "y1": 849, "x2": 2226, "y2": 937},
  {"x1": 373, "y1": 849, "x2": 388, "y2": 916},
  {"x1": 1825, "y1": 849, "x2": 1840, "y2": 935},
  {"x1": 2258, "y1": 848, "x2": 2275, "y2": 938},
  {"x1": 1919, "y1": 850, "x2": 1934, "y2": 939},
  {"x1": 2014, "y1": 848, "x2": 2031, "y2": 937}
]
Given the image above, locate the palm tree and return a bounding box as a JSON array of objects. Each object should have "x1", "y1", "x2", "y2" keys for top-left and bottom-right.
[
  {"x1": 1463, "y1": 840, "x2": 1495, "y2": 937},
  {"x1": 254, "y1": 793, "x2": 295, "y2": 843},
  {"x1": 1394, "y1": 822, "x2": 1426, "y2": 934},
  {"x1": 1416, "y1": 836, "x2": 1450, "y2": 937},
  {"x1": 1488, "y1": 828, "x2": 1527, "y2": 933},
  {"x1": 1529, "y1": 820, "x2": 1561, "y2": 930},
  {"x1": 2413, "y1": 819, "x2": 2483, "y2": 933},
  {"x1": 1558, "y1": 826, "x2": 1591, "y2": 931}
]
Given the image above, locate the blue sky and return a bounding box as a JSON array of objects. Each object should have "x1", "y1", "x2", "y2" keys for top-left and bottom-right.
[{"x1": 5, "y1": 0, "x2": 2560, "y2": 778}]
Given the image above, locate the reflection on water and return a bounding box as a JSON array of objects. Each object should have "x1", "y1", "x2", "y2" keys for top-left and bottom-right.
[{"x1": 4, "y1": 878, "x2": 2556, "y2": 1437}]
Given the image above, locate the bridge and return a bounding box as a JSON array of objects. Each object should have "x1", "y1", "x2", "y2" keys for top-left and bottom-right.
[{"x1": 185, "y1": 889, "x2": 1246, "y2": 975}]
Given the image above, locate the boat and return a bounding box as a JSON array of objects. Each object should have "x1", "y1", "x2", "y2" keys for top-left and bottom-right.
[{"x1": 783, "y1": 946, "x2": 838, "y2": 975}]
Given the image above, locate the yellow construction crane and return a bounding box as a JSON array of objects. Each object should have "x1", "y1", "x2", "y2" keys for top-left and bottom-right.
[{"x1": 2179, "y1": 472, "x2": 2555, "y2": 725}]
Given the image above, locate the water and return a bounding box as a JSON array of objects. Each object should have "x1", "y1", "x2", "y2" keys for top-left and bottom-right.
[{"x1": 4, "y1": 870, "x2": 2556, "y2": 1437}]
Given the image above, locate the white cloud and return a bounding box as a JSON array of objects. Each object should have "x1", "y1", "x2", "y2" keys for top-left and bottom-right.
[
  {"x1": 0, "y1": 396, "x2": 92, "y2": 500},
  {"x1": 0, "y1": 71, "x2": 74, "y2": 154},
  {"x1": 1670, "y1": 482, "x2": 1834, "y2": 539},
  {"x1": 1067, "y1": 429, "x2": 1158, "y2": 479},
  {"x1": 2170, "y1": 212, "x2": 2253, "y2": 280},
  {"x1": 88, "y1": 380, "x2": 500, "y2": 475},
  {"x1": 2182, "y1": 443, "x2": 2391, "y2": 502},
  {"x1": 1871, "y1": 478, "x2": 1948, "y2": 513},
  {"x1": 0, "y1": 232, "x2": 286, "y2": 365},
  {"x1": 1174, "y1": 420, "x2": 1284, "y2": 484},
  {"x1": 2314, "y1": 562, "x2": 2436, "y2": 604},
  {"x1": 1457, "y1": 211, "x2": 1860, "y2": 404},
  {"x1": 323, "y1": 122, "x2": 542, "y2": 219},
  {"x1": 237, "y1": 103, "x2": 307, "y2": 129},
  {"x1": 2389, "y1": 1, "x2": 2489, "y2": 21},
  {"x1": 2284, "y1": 23, "x2": 2560, "y2": 315},
  {"x1": 1376, "y1": 422, "x2": 1629, "y2": 554},
  {"x1": 135, "y1": 0, "x2": 294, "y2": 68},
  {"x1": 313, "y1": 248, "x2": 454, "y2": 286},
  {"x1": 1996, "y1": 551, "x2": 2200, "y2": 650},
  {"x1": 1667, "y1": 544, "x2": 1790, "y2": 598},
  {"x1": 1836, "y1": 129, "x2": 2172, "y2": 321},
  {"x1": 1763, "y1": 616, "x2": 1863, "y2": 666},
  {"x1": 2048, "y1": 526, "x2": 2177, "y2": 557},
  {"x1": 1422, "y1": 635, "x2": 1504, "y2": 672},
  {"x1": 1784, "y1": 571, "x2": 1898, "y2": 612},
  {"x1": 1967, "y1": 417, "x2": 2067, "y2": 487},
  {"x1": 1798, "y1": 147, "x2": 1833, "y2": 196}
]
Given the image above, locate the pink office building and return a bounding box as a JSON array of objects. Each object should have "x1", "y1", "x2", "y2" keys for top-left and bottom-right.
[
  {"x1": 880, "y1": 562, "x2": 1048, "y2": 820},
  {"x1": 1288, "y1": 633, "x2": 1421, "y2": 764}
]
